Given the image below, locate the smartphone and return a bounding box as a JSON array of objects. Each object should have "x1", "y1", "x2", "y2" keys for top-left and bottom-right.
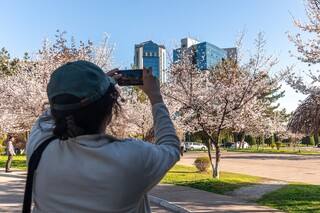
[{"x1": 117, "y1": 69, "x2": 143, "y2": 86}]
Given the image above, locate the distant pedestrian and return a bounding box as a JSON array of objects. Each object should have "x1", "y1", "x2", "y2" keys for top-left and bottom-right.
[
  {"x1": 5, "y1": 135, "x2": 16, "y2": 173},
  {"x1": 180, "y1": 141, "x2": 185, "y2": 156}
]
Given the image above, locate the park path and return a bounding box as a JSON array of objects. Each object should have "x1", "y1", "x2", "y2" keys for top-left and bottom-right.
[
  {"x1": 0, "y1": 170, "x2": 174, "y2": 213},
  {"x1": 179, "y1": 151, "x2": 320, "y2": 185},
  {"x1": 0, "y1": 171, "x2": 25, "y2": 212},
  {"x1": 4, "y1": 151, "x2": 311, "y2": 213},
  {"x1": 0, "y1": 169, "x2": 286, "y2": 213}
]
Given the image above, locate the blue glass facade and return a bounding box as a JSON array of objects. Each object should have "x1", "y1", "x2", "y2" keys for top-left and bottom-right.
[
  {"x1": 142, "y1": 41, "x2": 160, "y2": 78},
  {"x1": 173, "y1": 48, "x2": 181, "y2": 62},
  {"x1": 134, "y1": 41, "x2": 167, "y2": 83},
  {"x1": 195, "y1": 42, "x2": 227, "y2": 70},
  {"x1": 135, "y1": 49, "x2": 140, "y2": 69},
  {"x1": 173, "y1": 39, "x2": 229, "y2": 70}
]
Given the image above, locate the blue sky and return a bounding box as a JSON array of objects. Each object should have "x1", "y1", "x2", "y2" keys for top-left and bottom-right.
[{"x1": 0, "y1": 0, "x2": 312, "y2": 112}]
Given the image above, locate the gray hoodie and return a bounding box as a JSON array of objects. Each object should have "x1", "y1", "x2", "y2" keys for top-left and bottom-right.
[{"x1": 26, "y1": 103, "x2": 180, "y2": 213}]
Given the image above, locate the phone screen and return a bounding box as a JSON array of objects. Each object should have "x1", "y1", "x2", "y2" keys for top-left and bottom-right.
[{"x1": 117, "y1": 69, "x2": 143, "y2": 86}]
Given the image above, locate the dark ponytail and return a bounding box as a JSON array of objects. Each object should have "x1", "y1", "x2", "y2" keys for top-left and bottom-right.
[{"x1": 51, "y1": 84, "x2": 121, "y2": 140}]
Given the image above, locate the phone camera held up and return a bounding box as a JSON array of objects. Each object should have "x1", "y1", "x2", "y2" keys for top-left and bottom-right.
[{"x1": 117, "y1": 69, "x2": 143, "y2": 86}]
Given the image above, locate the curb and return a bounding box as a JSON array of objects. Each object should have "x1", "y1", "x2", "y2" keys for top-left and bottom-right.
[{"x1": 148, "y1": 195, "x2": 191, "y2": 213}]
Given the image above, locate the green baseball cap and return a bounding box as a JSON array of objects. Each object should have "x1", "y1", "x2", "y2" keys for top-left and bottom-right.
[{"x1": 47, "y1": 60, "x2": 115, "y2": 111}]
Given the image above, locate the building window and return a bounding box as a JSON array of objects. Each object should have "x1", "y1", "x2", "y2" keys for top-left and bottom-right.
[
  {"x1": 154, "y1": 52, "x2": 157, "y2": 57},
  {"x1": 145, "y1": 52, "x2": 148, "y2": 56},
  {"x1": 150, "y1": 52, "x2": 152, "y2": 57}
]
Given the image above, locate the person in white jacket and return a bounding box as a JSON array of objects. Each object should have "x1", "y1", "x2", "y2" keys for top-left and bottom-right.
[
  {"x1": 26, "y1": 60, "x2": 180, "y2": 213},
  {"x1": 5, "y1": 135, "x2": 16, "y2": 172}
]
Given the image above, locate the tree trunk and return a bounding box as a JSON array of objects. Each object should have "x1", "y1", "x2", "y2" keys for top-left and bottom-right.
[
  {"x1": 213, "y1": 132, "x2": 222, "y2": 178},
  {"x1": 240, "y1": 130, "x2": 245, "y2": 149},
  {"x1": 25, "y1": 131, "x2": 30, "y2": 140},
  {"x1": 207, "y1": 139, "x2": 215, "y2": 177},
  {"x1": 314, "y1": 132, "x2": 319, "y2": 146},
  {"x1": 214, "y1": 144, "x2": 221, "y2": 178},
  {"x1": 233, "y1": 132, "x2": 237, "y2": 142},
  {"x1": 257, "y1": 136, "x2": 260, "y2": 150}
]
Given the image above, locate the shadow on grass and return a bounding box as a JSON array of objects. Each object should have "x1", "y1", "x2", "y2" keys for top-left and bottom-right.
[{"x1": 164, "y1": 178, "x2": 255, "y2": 195}]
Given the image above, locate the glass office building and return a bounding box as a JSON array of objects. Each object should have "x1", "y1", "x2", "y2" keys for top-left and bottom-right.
[
  {"x1": 173, "y1": 38, "x2": 199, "y2": 62},
  {"x1": 195, "y1": 42, "x2": 227, "y2": 70},
  {"x1": 222, "y1": 47, "x2": 237, "y2": 62},
  {"x1": 134, "y1": 41, "x2": 166, "y2": 83},
  {"x1": 173, "y1": 38, "x2": 236, "y2": 70}
]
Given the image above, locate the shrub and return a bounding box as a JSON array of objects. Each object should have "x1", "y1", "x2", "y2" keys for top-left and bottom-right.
[
  {"x1": 275, "y1": 141, "x2": 282, "y2": 150},
  {"x1": 245, "y1": 135, "x2": 256, "y2": 146},
  {"x1": 271, "y1": 143, "x2": 276, "y2": 149},
  {"x1": 194, "y1": 156, "x2": 210, "y2": 172},
  {"x1": 196, "y1": 138, "x2": 202, "y2": 143}
]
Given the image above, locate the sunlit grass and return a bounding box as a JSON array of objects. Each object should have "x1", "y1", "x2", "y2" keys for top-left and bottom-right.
[
  {"x1": 162, "y1": 164, "x2": 266, "y2": 194},
  {"x1": 258, "y1": 183, "x2": 320, "y2": 213},
  {"x1": 227, "y1": 147, "x2": 320, "y2": 155},
  {"x1": 0, "y1": 155, "x2": 27, "y2": 170}
]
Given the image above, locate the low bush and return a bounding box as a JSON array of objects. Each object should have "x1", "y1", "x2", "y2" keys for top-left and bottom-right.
[
  {"x1": 275, "y1": 141, "x2": 282, "y2": 150},
  {"x1": 194, "y1": 156, "x2": 210, "y2": 172}
]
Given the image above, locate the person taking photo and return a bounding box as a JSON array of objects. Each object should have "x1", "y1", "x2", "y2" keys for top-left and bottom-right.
[{"x1": 26, "y1": 60, "x2": 180, "y2": 213}]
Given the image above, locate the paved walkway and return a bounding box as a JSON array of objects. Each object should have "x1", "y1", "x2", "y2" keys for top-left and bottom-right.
[
  {"x1": 0, "y1": 169, "x2": 175, "y2": 213},
  {"x1": 149, "y1": 184, "x2": 283, "y2": 213},
  {"x1": 0, "y1": 168, "x2": 283, "y2": 213},
  {"x1": 0, "y1": 170, "x2": 26, "y2": 213}
]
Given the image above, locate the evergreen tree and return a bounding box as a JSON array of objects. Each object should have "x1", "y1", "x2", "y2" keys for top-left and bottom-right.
[
  {"x1": 245, "y1": 135, "x2": 256, "y2": 146},
  {"x1": 265, "y1": 135, "x2": 275, "y2": 146},
  {"x1": 260, "y1": 84, "x2": 289, "y2": 120},
  {"x1": 302, "y1": 135, "x2": 315, "y2": 146},
  {"x1": 0, "y1": 47, "x2": 20, "y2": 75}
]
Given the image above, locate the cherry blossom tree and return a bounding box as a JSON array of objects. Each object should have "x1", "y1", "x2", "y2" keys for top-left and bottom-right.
[
  {"x1": 0, "y1": 30, "x2": 156, "y2": 140},
  {"x1": 107, "y1": 87, "x2": 154, "y2": 139},
  {"x1": 163, "y1": 32, "x2": 287, "y2": 178},
  {"x1": 285, "y1": 0, "x2": 320, "y2": 143},
  {"x1": 229, "y1": 101, "x2": 286, "y2": 149},
  {"x1": 286, "y1": 0, "x2": 320, "y2": 95},
  {"x1": 0, "y1": 30, "x2": 115, "y2": 133},
  {"x1": 288, "y1": 93, "x2": 320, "y2": 135}
]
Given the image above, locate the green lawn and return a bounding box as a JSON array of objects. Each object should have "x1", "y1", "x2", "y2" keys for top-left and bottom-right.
[
  {"x1": 227, "y1": 147, "x2": 320, "y2": 155},
  {"x1": 258, "y1": 183, "x2": 320, "y2": 213},
  {"x1": 186, "y1": 145, "x2": 320, "y2": 155},
  {"x1": 161, "y1": 164, "x2": 267, "y2": 194},
  {"x1": 0, "y1": 155, "x2": 27, "y2": 170},
  {"x1": 162, "y1": 164, "x2": 320, "y2": 213}
]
